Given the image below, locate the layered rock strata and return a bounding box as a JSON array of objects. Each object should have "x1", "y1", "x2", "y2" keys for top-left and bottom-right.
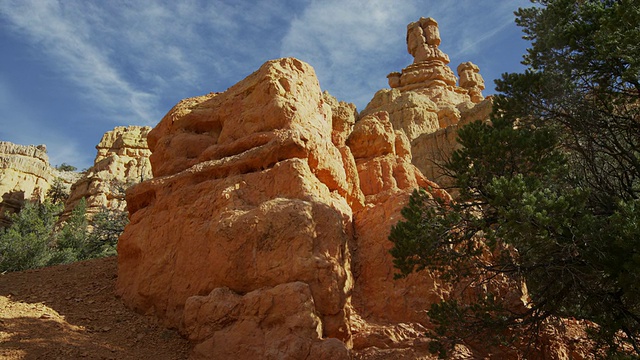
[
  {"x1": 117, "y1": 58, "x2": 359, "y2": 359},
  {"x1": 62, "y1": 126, "x2": 152, "y2": 220}
]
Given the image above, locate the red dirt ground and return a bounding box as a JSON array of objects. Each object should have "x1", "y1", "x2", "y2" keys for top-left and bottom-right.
[{"x1": 0, "y1": 257, "x2": 191, "y2": 360}]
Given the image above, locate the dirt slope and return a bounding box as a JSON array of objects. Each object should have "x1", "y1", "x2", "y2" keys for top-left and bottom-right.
[{"x1": 0, "y1": 257, "x2": 191, "y2": 360}]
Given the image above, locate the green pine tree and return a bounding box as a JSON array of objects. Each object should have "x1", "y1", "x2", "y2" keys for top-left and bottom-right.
[
  {"x1": 390, "y1": 0, "x2": 640, "y2": 356},
  {"x1": 49, "y1": 198, "x2": 89, "y2": 265},
  {"x1": 0, "y1": 200, "x2": 60, "y2": 272},
  {"x1": 46, "y1": 177, "x2": 69, "y2": 205},
  {"x1": 85, "y1": 206, "x2": 129, "y2": 259}
]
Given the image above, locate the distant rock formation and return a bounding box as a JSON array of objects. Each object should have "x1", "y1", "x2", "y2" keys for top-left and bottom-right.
[
  {"x1": 0, "y1": 142, "x2": 52, "y2": 226},
  {"x1": 0, "y1": 142, "x2": 79, "y2": 227},
  {"x1": 115, "y1": 19, "x2": 591, "y2": 359},
  {"x1": 62, "y1": 126, "x2": 152, "y2": 220},
  {"x1": 0, "y1": 127, "x2": 150, "y2": 227},
  {"x1": 458, "y1": 61, "x2": 486, "y2": 103}
]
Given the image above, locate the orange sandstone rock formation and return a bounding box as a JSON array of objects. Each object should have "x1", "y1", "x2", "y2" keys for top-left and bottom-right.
[
  {"x1": 411, "y1": 98, "x2": 493, "y2": 186},
  {"x1": 116, "y1": 19, "x2": 591, "y2": 360},
  {"x1": 116, "y1": 55, "x2": 453, "y2": 358},
  {"x1": 118, "y1": 58, "x2": 359, "y2": 359},
  {"x1": 364, "y1": 17, "x2": 491, "y2": 186}
]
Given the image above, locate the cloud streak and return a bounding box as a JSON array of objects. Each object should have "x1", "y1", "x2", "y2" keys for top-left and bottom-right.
[
  {"x1": 441, "y1": 1, "x2": 530, "y2": 60},
  {"x1": 0, "y1": 0, "x2": 160, "y2": 124},
  {"x1": 281, "y1": 0, "x2": 419, "y2": 110},
  {"x1": 280, "y1": 0, "x2": 531, "y2": 110},
  {"x1": 0, "y1": 76, "x2": 90, "y2": 167}
]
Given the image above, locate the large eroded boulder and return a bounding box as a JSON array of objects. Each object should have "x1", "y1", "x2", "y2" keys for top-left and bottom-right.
[
  {"x1": 116, "y1": 56, "x2": 452, "y2": 359},
  {"x1": 117, "y1": 58, "x2": 358, "y2": 358}
]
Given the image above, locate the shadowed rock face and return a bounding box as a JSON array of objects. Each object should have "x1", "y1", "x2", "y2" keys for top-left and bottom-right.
[{"x1": 116, "y1": 21, "x2": 591, "y2": 360}]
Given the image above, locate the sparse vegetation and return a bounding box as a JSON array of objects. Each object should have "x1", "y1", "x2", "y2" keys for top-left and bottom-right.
[
  {"x1": 48, "y1": 199, "x2": 90, "y2": 265},
  {"x1": 0, "y1": 198, "x2": 128, "y2": 273},
  {"x1": 46, "y1": 177, "x2": 70, "y2": 204},
  {"x1": 85, "y1": 205, "x2": 129, "y2": 258},
  {"x1": 55, "y1": 163, "x2": 77, "y2": 172},
  {"x1": 0, "y1": 200, "x2": 60, "y2": 272}
]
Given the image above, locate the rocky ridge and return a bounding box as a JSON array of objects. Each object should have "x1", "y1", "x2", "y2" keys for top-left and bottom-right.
[{"x1": 115, "y1": 18, "x2": 590, "y2": 359}]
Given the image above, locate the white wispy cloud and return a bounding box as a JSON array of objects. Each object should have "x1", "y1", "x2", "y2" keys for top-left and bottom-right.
[
  {"x1": 0, "y1": 76, "x2": 91, "y2": 168},
  {"x1": 0, "y1": 0, "x2": 289, "y2": 122},
  {"x1": 281, "y1": 0, "x2": 418, "y2": 110},
  {"x1": 280, "y1": 0, "x2": 532, "y2": 109},
  {"x1": 440, "y1": 0, "x2": 531, "y2": 60},
  {"x1": 0, "y1": 0, "x2": 307, "y2": 167},
  {"x1": 0, "y1": 0, "x2": 161, "y2": 124}
]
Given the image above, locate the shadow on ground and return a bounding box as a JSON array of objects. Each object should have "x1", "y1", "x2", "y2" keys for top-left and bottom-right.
[{"x1": 0, "y1": 257, "x2": 190, "y2": 360}]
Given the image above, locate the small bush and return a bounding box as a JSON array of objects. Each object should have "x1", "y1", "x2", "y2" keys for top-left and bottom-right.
[
  {"x1": 86, "y1": 206, "x2": 129, "y2": 258},
  {"x1": 49, "y1": 198, "x2": 89, "y2": 265},
  {"x1": 0, "y1": 198, "x2": 129, "y2": 272},
  {"x1": 56, "y1": 163, "x2": 77, "y2": 172},
  {"x1": 0, "y1": 200, "x2": 60, "y2": 272}
]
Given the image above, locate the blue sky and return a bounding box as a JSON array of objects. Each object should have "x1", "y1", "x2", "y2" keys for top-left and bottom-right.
[{"x1": 0, "y1": 0, "x2": 532, "y2": 170}]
